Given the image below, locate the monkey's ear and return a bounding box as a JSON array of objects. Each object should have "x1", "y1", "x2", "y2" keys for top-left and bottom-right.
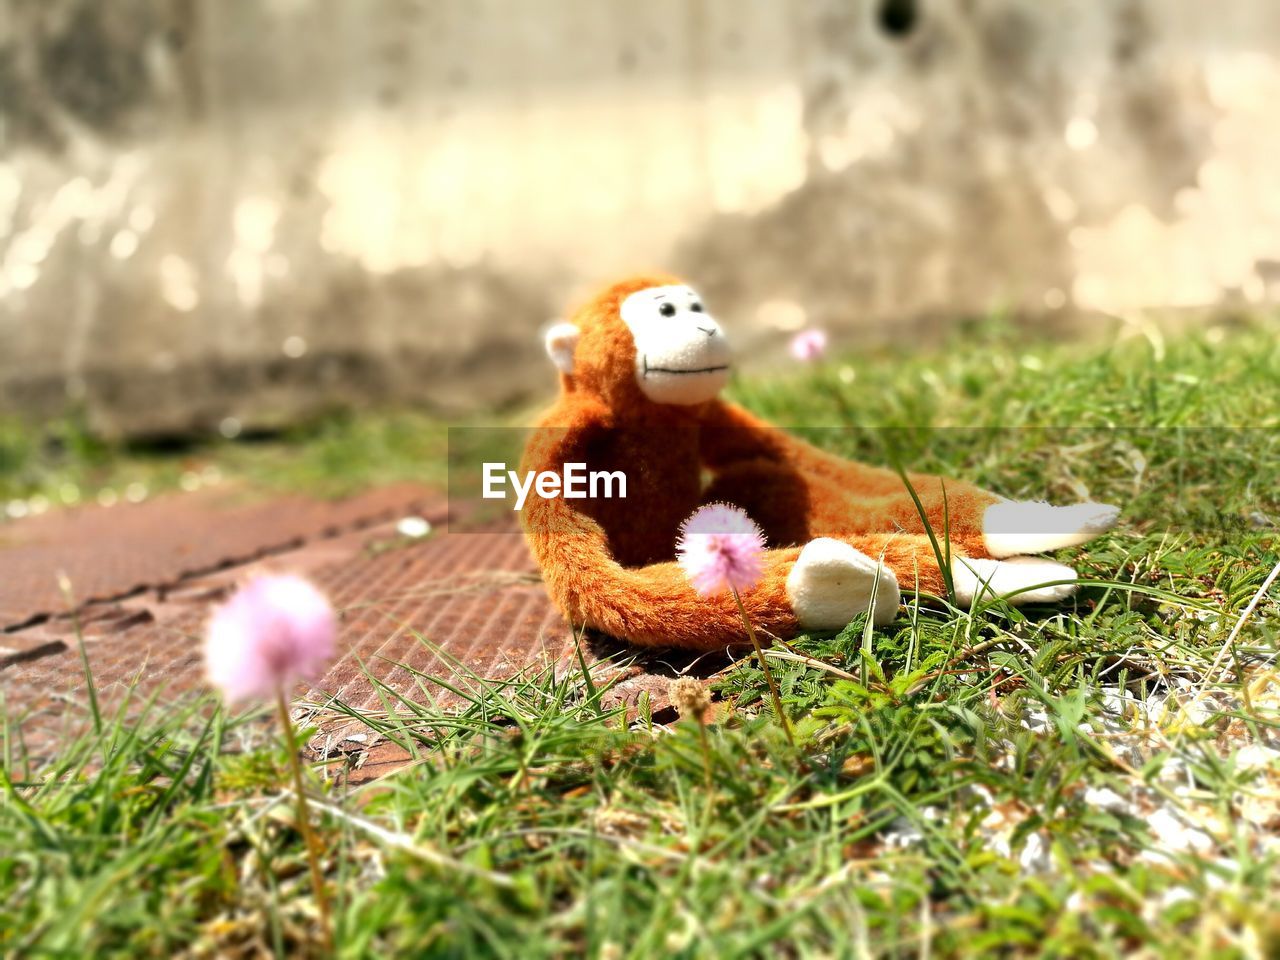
[{"x1": 543, "y1": 322, "x2": 581, "y2": 375}]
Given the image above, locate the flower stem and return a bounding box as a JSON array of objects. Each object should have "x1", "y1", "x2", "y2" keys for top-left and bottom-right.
[
  {"x1": 731, "y1": 586, "x2": 795, "y2": 748},
  {"x1": 822, "y1": 360, "x2": 858, "y2": 426},
  {"x1": 694, "y1": 717, "x2": 713, "y2": 793},
  {"x1": 276, "y1": 690, "x2": 334, "y2": 955}
]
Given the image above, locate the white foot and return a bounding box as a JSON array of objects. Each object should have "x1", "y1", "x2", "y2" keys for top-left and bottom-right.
[
  {"x1": 952, "y1": 556, "x2": 1078, "y2": 606},
  {"x1": 787, "y1": 538, "x2": 901, "y2": 629},
  {"x1": 983, "y1": 500, "x2": 1119, "y2": 559}
]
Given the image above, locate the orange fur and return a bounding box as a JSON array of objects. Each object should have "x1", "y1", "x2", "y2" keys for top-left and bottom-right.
[{"x1": 520, "y1": 274, "x2": 1002, "y2": 649}]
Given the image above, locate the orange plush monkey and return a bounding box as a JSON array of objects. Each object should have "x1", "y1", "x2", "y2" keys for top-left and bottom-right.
[{"x1": 520, "y1": 274, "x2": 1117, "y2": 650}]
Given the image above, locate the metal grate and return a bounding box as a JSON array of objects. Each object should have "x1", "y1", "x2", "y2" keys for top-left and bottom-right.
[{"x1": 0, "y1": 488, "x2": 716, "y2": 775}]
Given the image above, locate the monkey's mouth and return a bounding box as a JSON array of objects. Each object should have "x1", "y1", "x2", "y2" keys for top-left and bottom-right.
[{"x1": 641, "y1": 355, "x2": 730, "y2": 377}]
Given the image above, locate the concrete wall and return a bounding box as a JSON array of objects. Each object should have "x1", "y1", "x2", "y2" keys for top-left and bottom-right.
[{"x1": 3, "y1": 0, "x2": 1280, "y2": 435}]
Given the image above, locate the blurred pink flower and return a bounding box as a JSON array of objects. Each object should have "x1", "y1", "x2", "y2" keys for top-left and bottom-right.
[
  {"x1": 204, "y1": 574, "x2": 337, "y2": 703},
  {"x1": 789, "y1": 328, "x2": 828, "y2": 361},
  {"x1": 677, "y1": 503, "x2": 767, "y2": 597}
]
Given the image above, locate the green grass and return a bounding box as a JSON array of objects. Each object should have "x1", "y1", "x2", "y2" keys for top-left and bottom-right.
[
  {"x1": 0, "y1": 409, "x2": 449, "y2": 508},
  {"x1": 2, "y1": 315, "x2": 1279, "y2": 957}
]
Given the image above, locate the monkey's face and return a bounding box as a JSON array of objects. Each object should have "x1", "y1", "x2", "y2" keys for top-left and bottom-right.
[
  {"x1": 543, "y1": 277, "x2": 731, "y2": 408},
  {"x1": 618, "y1": 285, "x2": 730, "y2": 405}
]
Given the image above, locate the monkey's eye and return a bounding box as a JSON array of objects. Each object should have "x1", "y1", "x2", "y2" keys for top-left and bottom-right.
[
  {"x1": 658, "y1": 302, "x2": 676, "y2": 318},
  {"x1": 690, "y1": 302, "x2": 704, "y2": 313}
]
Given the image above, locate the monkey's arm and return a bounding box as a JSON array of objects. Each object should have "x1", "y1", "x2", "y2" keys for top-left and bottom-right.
[
  {"x1": 520, "y1": 415, "x2": 803, "y2": 649},
  {"x1": 698, "y1": 399, "x2": 1000, "y2": 546},
  {"x1": 698, "y1": 400, "x2": 921, "y2": 492},
  {"x1": 698, "y1": 400, "x2": 1119, "y2": 560}
]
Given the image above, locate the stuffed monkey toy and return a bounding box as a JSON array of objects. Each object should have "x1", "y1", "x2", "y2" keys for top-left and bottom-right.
[{"x1": 521, "y1": 274, "x2": 1118, "y2": 650}]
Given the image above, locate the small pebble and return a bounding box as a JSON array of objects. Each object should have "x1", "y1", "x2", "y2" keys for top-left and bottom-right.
[{"x1": 396, "y1": 516, "x2": 432, "y2": 539}]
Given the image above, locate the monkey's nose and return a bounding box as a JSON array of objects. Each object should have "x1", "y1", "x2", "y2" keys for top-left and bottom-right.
[{"x1": 696, "y1": 326, "x2": 717, "y2": 337}]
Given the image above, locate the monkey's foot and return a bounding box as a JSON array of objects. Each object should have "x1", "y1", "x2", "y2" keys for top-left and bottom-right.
[
  {"x1": 951, "y1": 556, "x2": 1078, "y2": 606},
  {"x1": 787, "y1": 538, "x2": 901, "y2": 629},
  {"x1": 983, "y1": 500, "x2": 1119, "y2": 559}
]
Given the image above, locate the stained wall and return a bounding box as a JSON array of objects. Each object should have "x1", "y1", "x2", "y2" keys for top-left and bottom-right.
[{"x1": 3, "y1": 1, "x2": 1278, "y2": 433}]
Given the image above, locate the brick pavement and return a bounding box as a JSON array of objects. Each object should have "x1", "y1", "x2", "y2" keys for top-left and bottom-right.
[{"x1": 0, "y1": 485, "x2": 717, "y2": 779}]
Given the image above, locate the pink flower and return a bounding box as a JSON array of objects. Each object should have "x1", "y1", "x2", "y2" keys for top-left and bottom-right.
[
  {"x1": 204, "y1": 574, "x2": 337, "y2": 703},
  {"x1": 789, "y1": 328, "x2": 828, "y2": 361},
  {"x1": 677, "y1": 503, "x2": 767, "y2": 597}
]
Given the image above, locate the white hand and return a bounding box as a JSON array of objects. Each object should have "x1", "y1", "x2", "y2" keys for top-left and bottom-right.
[
  {"x1": 983, "y1": 500, "x2": 1119, "y2": 559},
  {"x1": 786, "y1": 538, "x2": 901, "y2": 629}
]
